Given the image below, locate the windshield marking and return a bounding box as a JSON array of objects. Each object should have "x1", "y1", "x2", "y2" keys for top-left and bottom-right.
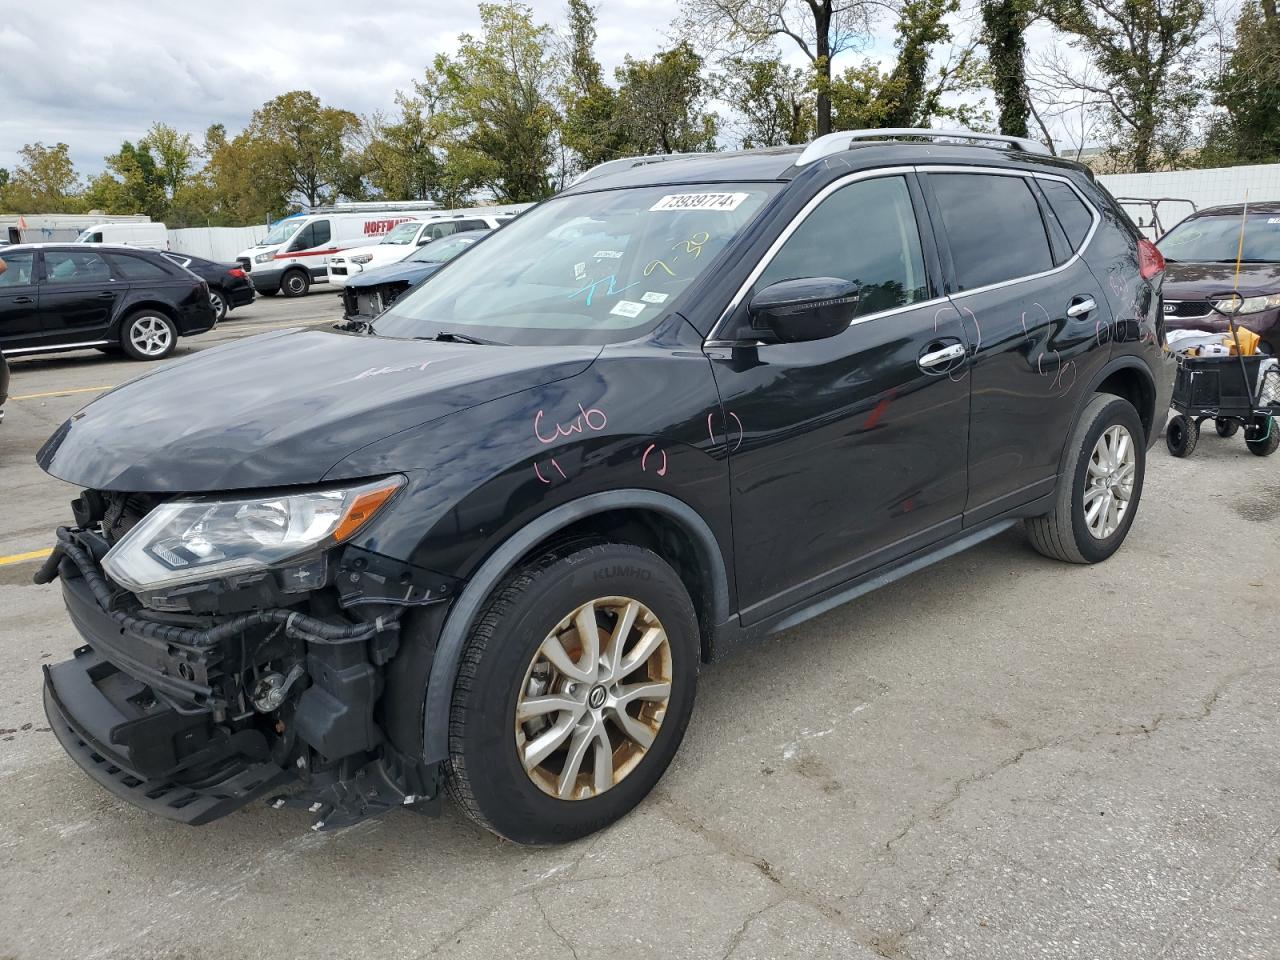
[{"x1": 568, "y1": 274, "x2": 639, "y2": 306}]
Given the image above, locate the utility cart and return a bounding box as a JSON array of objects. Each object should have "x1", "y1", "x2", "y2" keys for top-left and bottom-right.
[{"x1": 1166, "y1": 352, "x2": 1280, "y2": 457}]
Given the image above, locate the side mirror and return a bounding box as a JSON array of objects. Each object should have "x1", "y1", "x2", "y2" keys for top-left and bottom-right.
[
  {"x1": 747, "y1": 277, "x2": 859, "y2": 344},
  {"x1": 416, "y1": 236, "x2": 430, "y2": 246}
]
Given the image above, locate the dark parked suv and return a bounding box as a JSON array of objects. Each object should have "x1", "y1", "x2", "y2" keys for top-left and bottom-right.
[
  {"x1": 0, "y1": 244, "x2": 217, "y2": 361},
  {"x1": 34, "y1": 129, "x2": 1171, "y2": 844}
]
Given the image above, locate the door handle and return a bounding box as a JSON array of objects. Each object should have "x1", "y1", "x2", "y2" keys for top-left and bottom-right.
[
  {"x1": 1066, "y1": 296, "x2": 1097, "y2": 318},
  {"x1": 97, "y1": 292, "x2": 116, "y2": 299},
  {"x1": 918, "y1": 342, "x2": 966, "y2": 369},
  {"x1": 11, "y1": 296, "x2": 34, "y2": 304}
]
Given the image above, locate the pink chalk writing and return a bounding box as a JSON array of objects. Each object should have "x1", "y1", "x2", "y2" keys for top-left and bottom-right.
[
  {"x1": 641, "y1": 443, "x2": 668, "y2": 477},
  {"x1": 728, "y1": 412, "x2": 744, "y2": 452},
  {"x1": 533, "y1": 458, "x2": 568, "y2": 485},
  {"x1": 534, "y1": 403, "x2": 608, "y2": 445}
]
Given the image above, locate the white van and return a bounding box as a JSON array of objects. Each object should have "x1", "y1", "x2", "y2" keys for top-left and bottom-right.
[
  {"x1": 236, "y1": 204, "x2": 447, "y2": 297},
  {"x1": 75, "y1": 222, "x2": 169, "y2": 250},
  {"x1": 326, "y1": 205, "x2": 530, "y2": 288}
]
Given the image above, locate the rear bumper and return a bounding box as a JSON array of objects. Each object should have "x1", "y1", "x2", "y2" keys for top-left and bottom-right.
[
  {"x1": 227, "y1": 282, "x2": 255, "y2": 308},
  {"x1": 43, "y1": 646, "x2": 293, "y2": 825}
]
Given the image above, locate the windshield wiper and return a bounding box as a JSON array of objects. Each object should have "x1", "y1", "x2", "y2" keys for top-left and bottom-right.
[{"x1": 421, "y1": 331, "x2": 505, "y2": 345}]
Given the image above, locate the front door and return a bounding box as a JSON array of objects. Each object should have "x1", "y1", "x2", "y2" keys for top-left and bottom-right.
[
  {"x1": 920, "y1": 170, "x2": 1114, "y2": 524},
  {"x1": 0, "y1": 249, "x2": 42, "y2": 351},
  {"x1": 37, "y1": 248, "x2": 122, "y2": 345},
  {"x1": 707, "y1": 172, "x2": 971, "y2": 625}
]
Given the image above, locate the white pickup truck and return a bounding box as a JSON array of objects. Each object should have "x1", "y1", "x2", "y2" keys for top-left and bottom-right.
[{"x1": 326, "y1": 207, "x2": 528, "y2": 287}]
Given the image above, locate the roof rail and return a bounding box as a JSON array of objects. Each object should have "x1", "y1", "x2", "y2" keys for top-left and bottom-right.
[
  {"x1": 570, "y1": 152, "x2": 707, "y2": 187},
  {"x1": 795, "y1": 128, "x2": 1051, "y2": 166}
]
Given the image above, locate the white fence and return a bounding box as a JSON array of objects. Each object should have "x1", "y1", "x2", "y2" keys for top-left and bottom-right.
[
  {"x1": 167, "y1": 226, "x2": 268, "y2": 262},
  {"x1": 1097, "y1": 163, "x2": 1280, "y2": 214}
]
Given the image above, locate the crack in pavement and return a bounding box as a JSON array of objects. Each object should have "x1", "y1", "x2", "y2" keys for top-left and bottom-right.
[{"x1": 534, "y1": 891, "x2": 582, "y2": 960}]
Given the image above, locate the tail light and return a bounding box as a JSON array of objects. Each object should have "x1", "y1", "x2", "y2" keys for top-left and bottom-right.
[
  {"x1": 229, "y1": 268, "x2": 246, "y2": 279},
  {"x1": 1138, "y1": 239, "x2": 1165, "y2": 280}
]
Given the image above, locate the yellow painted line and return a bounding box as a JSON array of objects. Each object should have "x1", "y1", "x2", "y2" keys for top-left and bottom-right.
[
  {"x1": 0, "y1": 548, "x2": 52, "y2": 567},
  {"x1": 9, "y1": 385, "x2": 114, "y2": 401}
]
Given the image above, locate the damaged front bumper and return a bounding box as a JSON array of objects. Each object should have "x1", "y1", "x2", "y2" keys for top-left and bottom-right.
[{"x1": 40, "y1": 526, "x2": 457, "y2": 830}]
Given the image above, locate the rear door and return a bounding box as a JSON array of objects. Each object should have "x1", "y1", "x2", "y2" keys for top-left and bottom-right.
[
  {"x1": 920, "y1": 168, "x2": 1113, "y2": 524},
  {"x1": 37, "y1": 248, "x2": 121, "y2": 346},
  {"x1": 0, "y1": 249, "x2": 42, "y2": 351}
]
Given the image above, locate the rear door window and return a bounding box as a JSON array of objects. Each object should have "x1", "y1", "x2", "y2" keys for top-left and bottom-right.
[
  {"x1": 43, "y1": 250, "x2": 113, "y2": 283},
  {"x1": 929, "y1": 173, "x2": 1054, "y2": 290}
]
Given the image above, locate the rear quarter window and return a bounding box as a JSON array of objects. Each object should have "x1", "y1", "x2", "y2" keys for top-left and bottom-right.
[
  {"x1": 109, "y1": 254, "x2": 173, "y2": 280},
  {"x1": 1039, "y1": 179, "x2": 1095, "y2": 251}
]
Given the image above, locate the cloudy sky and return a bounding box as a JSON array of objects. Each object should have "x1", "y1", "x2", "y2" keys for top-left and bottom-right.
[{"x1": 2, "y1": 0, "x2": 917, "y2": 178}]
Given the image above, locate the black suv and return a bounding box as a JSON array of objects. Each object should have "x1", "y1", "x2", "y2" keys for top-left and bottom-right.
[
  {"x1": 0, "y1": 244, "x2": 216, "y2": 361},
  {"x1": 35, "y1": 130, "x2": 1171, "y2": 844}
]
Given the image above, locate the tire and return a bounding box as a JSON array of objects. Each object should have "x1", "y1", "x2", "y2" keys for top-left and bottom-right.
[
  {"x1": 1245, "y1": 416, "x2": 1279, "y2": 456},
  {"x1": 1165, "y1": 414, "x2": 1199, "y2": 458},
  {"x1": 208, "y1": 287, "x2": 228, "y2": 323},
  {"x1": 1025, "y1": 393, "x2": 1147, "y2": 564},
  {"x1": 119, "y1": 310, "x2": 177, "y2": 361},
  {"x1": 1215, "y1": 418, "x2": 1239, "y2": 438},
  {"x1": 280, "y1": 270, "x2": 310, "y2": 298},
  {"x1": 446, "y1": 542, "x2": 699, "y2": 844}
]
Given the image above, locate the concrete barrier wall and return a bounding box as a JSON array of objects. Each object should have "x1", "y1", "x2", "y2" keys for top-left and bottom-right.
[{"x1": 168, "y1": 226, "x2": 268, "y2": 262}]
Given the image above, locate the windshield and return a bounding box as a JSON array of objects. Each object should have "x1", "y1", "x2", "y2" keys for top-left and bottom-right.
[
  {"x1": 262, "y1": 219, "x2": 301, "y2": 246},
  {"x1": 1159, "y1": 214, "x2": 1280, "y2": 263},
  {"x1": 374, "y1": 184, "x2": 778, "y2": 345},
  {"x1": 408, "y1": 234, "x2": 482, "y2": 263},
  {"x1": 74, "y1": 229, "x2": 101, "y2": 243},
  {"x1": 381, "y1": 221, "x2": 422, "y2": 245}
]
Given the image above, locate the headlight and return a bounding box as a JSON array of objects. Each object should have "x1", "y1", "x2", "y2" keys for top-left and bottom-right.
[
  {"x1": 350, "y1": 254, "x2": 373, "y2": 264},
  {"x1": 1212, "y1": 293, "x2": 1280, "y2": 315},
  {"x1": 254, "y1": 251, "x2": 275, "y2": 264},
  {"x1": 102, "y1": 477, "x2": 404, "y2": 593}
]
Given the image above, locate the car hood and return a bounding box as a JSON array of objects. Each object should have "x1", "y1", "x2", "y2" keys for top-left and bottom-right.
[
  {"x1": 37, "y1": 327, "x2": 599, "y2": 492},
  {"x1": 347, "y1": 261, "x2": 441, "y2": 290},
  {"x1": 1162, "y1": 261, "x2": 1280, "y2": 299}
]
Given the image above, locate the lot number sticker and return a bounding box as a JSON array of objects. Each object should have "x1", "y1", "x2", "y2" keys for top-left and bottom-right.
[
  {"x1": 641, "y1": 291, "x2": 669, "y2": 303},
  {"x1": 649, "y1": 192, "x2": 748, "y2": 213},
  {"x1": 610, "y1": 300, "x2": 646, "y2": 318}
]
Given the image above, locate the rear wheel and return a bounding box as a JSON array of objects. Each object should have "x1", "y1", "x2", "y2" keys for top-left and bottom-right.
[
  {"x1": 1245, "y1": 416, "x2": 1279, "y2": 456},
  {"x1": 1215, "y1": 418, "x2": 1239, "y2": 438},
  {"x1": 1026, "y1": 393, "x2": 1146, "y2": 564},
  {"x1": 1166, "y1": 414, "x2": 1199, "y2": 458},
  {"x1": 446, "y1": 542, "x2": 699, "y2": 844},
  {"x1": 281, "y1": 269, "x2": 310, "y2": 298},
  {"x1": 208, "y1": 288, "x2": 228, "y2": 322},
  {"x1": 120, "y1": 310, "x2": 177, "y2": 361}
]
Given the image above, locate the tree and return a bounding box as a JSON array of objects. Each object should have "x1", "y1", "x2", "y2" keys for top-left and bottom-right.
[
  {"x1": 560, "y1": 0, "x2": 626, "y2": 171},
  {"x1": 981, "y1": 0, "x2": 1031, "y2": 137},
  {"x1": 140, "y1": 123, "x2": 195, "y2": 200},
  {"x1": 1041, "y1": 0, "x2": 1208, "y2": 171},
  {"x1": 433, "y1": 3, "x2": 560, "y2": 202},
  {"x1": 614, "y1": 43, "x2": 718, "y2": 154},
  {"x1": 359, "y1": 80, "x2": 453, "y2": 202},
  {"x1": 246, "y1": 91, "x2": 362, "y2": 207},
  {"x1": 828, "y1": 0, "x2": 986, "y2": 130},
  {"x1": 0, "y1": 142, "x2": 82, "y2": 213},
  {"x1": 717, "y1": 54, "x2": 814, "y2": 147},
  {"x1": 201, "y1": 124, "x2": 293, "y2": 224},
  {"x1": 82, "y1": 141, "x2": 167, "y2": 219},
  {"x1": 676, "y1": 0, "x2": 879, "y2": 135},
  {"x1": 1208, "y1": 0, "x2": 1280, "y2": 163}
]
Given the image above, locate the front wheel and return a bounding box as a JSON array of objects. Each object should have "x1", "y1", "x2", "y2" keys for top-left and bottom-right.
[
  {"x1": 280, "y1": 270, "x2": 310, "y2": 298},
  {"x1": 446, "y1": 542, "x2": 699, "y2": 844},
  {"x1": 1025, "y1": 393, "x2": 1146, "y2": 564},
  {"x1": 1245, "y1": 416, "x2": 1279, "y2": 456},
  {"x1": 120, "y1": 311, "x2": 177, "y2": 361}
]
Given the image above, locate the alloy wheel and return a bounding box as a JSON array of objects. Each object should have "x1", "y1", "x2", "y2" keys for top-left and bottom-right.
[
  {"x1": 209, "y1": 290, "x2": 225, "y2": 320},
  {"x1": 1083, "y1": 424, "x2": 1135, "y2": 539},
  {"x1": 515, "y1": 596, "x2": 672, "y2": 801},
  {"x1": 128, "y1": 316, "x2": 172, "y2": 357}
]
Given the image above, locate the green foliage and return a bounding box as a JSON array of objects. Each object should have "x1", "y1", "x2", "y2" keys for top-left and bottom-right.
[
  {"x1": 614, "y1": 43, "x2": 718, "y2": 154},
  {"x1": 1206, "y1": 0, "x2": 1280, "y2": 164},
  {"x1": 716, "y1": 55, "x2": 814, "y2": 147},
  {"x1": 0, "y1": 142, "x2": 83, "y2": 213},
  {"x1": 1042, "y1": 0, "x2": 1207, "y2": 171},
  {"x1": 432, "y1": 3, "x2": 560, "y2": 202},
  {"x1": 360, "y1": 82, "x2": 453, "y2": 203},
  {"x1": 560, "y1": 0, "x2": 627, "y2": 171},
  {"x1": 245, "y1": 91, "x2": 363, "y2": 207},
  {"x1": 980, "y1": 0, "x2": 1031, "y2": 137}
]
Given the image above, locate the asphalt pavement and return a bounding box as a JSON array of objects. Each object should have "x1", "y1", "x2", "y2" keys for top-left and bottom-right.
[{"x1": 1, "y1": 290, "x2": 1277, "y2": 960}]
